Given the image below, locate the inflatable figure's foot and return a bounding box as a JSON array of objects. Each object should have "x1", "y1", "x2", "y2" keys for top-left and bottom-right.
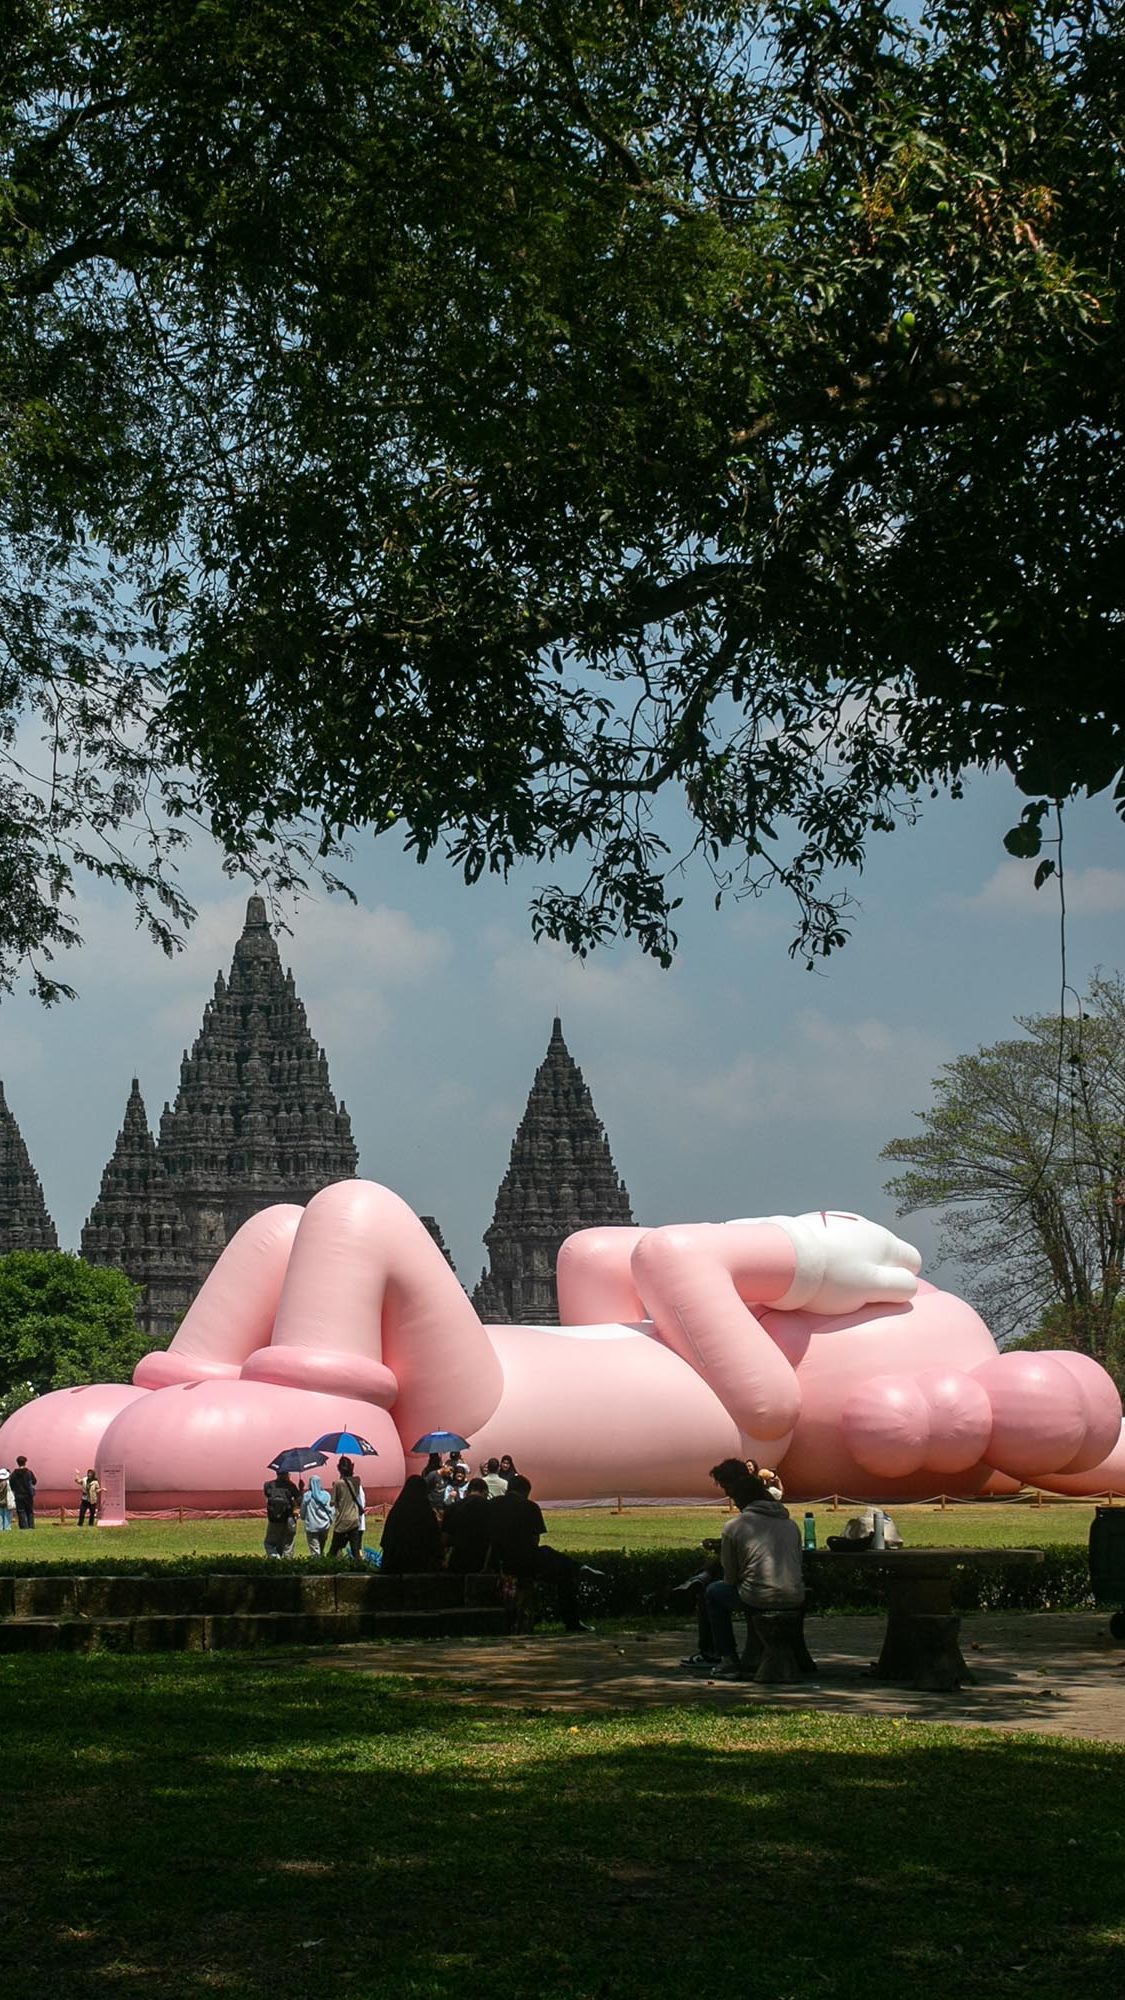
[
  {"x1": 96, "y1": 1379, "x2": 405, "y2": 1511},
  {"x1": 841, "y1": 1370, "x2": 994, "y2": 1478},
  {"x1": 0, "y1": 1383, "x2": 149, "y2": 1509},
  {"x1": 972, "y1": 1351, "x2": 1122, "y2": 1479}
]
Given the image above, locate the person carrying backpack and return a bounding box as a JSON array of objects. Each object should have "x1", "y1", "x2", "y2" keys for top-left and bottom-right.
[{"x1": 262, "y1": 1468, "x2": 300, "y2": 1558}]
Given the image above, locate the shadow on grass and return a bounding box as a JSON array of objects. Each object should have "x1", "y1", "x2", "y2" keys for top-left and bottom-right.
[{"x1": 0, "y1": 1652, "x2": 1121, "y2": 2000}]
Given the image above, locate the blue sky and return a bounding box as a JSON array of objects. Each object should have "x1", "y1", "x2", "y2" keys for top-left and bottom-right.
[{"x1": 2, "y1": 768, "x2": 1122, "y2": 1313}]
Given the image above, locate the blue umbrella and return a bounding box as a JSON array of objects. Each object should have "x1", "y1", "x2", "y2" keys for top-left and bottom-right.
[
  {"x1": 309, "y1": 1431, "x2": 379, "y2": 1457},
  {"x1": 269, "y1": 1447, "x2": 328, "y2": 1474},
  {"x1": 410, "y1": 1430, "x2": 470, "y2": 1455}
]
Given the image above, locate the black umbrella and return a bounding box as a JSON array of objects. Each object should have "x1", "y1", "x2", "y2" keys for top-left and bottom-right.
[{"x1": 269, "y1": 1447, "x2": 328, "y2": 1475}]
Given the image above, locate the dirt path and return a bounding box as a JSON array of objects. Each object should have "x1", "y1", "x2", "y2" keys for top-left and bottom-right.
[{"x1": 316, "y1": 1610, "x2": 1125, "y2": 1741}]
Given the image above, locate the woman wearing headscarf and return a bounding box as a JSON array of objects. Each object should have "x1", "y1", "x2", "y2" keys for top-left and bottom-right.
[
  {"x1": 379, "y1": 1474, "x2": 446, "y2": 1573},
  {"x1": 300, "y1": 1474, "x2": 334, "y2": 1558}
]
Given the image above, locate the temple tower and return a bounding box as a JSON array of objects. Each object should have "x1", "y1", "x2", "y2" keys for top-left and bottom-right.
[
  {"x1": 473, "y1": 1017, "x2": 634, "y2": 1324},
  {"x1": 154, "y1": 894, "x2": 358, "y2": 1292},
  {"x1": 0, "y1": 1082, "x2": 58, "y2": 1252},
  {"x1": 81, "y1": 1080, "x2": 195, "y2": 1339}
]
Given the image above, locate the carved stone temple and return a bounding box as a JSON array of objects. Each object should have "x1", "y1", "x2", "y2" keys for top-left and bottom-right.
[
  {"x1": 81, "y1": 895, "x2": 358, "y2": 1335},
  {"x1": 1, "y1": 907, "x2": 638, "y2": 1343},
  {"x1": 0, "y1": 1083, "x2": 58, "y2": 1252},
  {"x1": 472, "y1": 1016, "x2": 634, "y2": 1324}
]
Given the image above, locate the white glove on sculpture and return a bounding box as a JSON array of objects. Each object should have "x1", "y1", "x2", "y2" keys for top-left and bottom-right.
[{"x1": 727, "y1": 1211, "x2": 922, "y2": 1314}]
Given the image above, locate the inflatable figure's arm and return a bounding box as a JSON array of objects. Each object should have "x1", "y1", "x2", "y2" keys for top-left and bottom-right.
[{"x1": 632, "y1": 1212, "x2": 922, "y2": 1443}]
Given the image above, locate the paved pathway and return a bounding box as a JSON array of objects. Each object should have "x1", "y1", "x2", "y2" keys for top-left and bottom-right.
[{"x1": 317, "y1": 1611, "x2": 1125, "y2": 1741}]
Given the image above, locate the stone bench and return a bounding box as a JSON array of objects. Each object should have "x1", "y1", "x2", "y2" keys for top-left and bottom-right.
[{"x1": 0, "y1": 1571, "x2": 506, "y2": 1650}]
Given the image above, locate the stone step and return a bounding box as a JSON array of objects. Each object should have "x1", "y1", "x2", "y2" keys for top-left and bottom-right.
[{"x1": 0, "y1": 1604, "x2": 508, "y2": 1653}]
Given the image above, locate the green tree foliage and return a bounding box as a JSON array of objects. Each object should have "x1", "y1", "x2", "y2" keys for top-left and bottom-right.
[
  {"x1": 2, "y1": 0, "x2": 1122, "y2": 995},
  {"x1": 883, "y1": 974, "x2": 1125, "y2": 1382},
  {"x1": 0, "y1": 1251, "x2": 147, "y2": 1408}
]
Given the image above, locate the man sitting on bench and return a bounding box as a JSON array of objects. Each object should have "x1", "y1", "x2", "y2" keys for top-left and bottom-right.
[{"x1": 702, "y1": 1460, "x2": 806, "y2": 1680}]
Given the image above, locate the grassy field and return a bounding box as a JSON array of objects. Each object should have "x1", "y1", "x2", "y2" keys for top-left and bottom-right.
[
  {"x1": 0, "y1": 1649, "x2": 1120, "y2": 1999},
  {"x1": 0, "y1": 1497, "x2": 1102, "y2": 1564}
]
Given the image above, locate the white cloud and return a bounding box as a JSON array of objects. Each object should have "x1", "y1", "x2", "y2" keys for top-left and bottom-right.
[
  {"x1": 953, "y1": 861, "x2": 1125, "y2": 918},
  {"x1": 627, "y1": 1010, "x2": 949, "y2": 1133},
  {"x1": 486, "y1": 929, "x2": 686, "y2": 1035}
]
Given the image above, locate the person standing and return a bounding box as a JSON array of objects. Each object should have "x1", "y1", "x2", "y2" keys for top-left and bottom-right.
[
  {"x1": 0, "y1": 1468, "x2": 12, "y2": 1531},
  {"x1": 299, "y1": 1474, "x2": 334, "y2": 1558},
  {"x1": 379, "y1": 1474, "x2": 445, "y2": 1573},
  {"x1": 262, "y1": 1467, "x2": 300, "y2": 1557},
  {"x1": 443, "y1": 1476, "x2": 494, "y2": 1574},
  {"x1": 10, "y1": 1456, "x2": 35, "y2": 1530},
  {"x1": 328, "y1": 1456, "x2": 364, "y2": 1560},
  {"x1": 481, "y1": 1458, "x2": 508, "y2": 1499},
  {"x1": 76, "y1": 1468, "x2": 101, "y2": 1527}
]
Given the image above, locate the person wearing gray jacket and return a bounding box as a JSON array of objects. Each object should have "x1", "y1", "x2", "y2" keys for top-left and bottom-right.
[{"x1": 702, "y1": 1469, "x2": 805, "y2": 1679}]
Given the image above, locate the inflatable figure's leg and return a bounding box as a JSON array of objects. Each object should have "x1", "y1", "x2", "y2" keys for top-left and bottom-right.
[
  {"x1": 972, "y1": 1350, "x2": 1122, "y2": 1479},
  {"x1": 133, "y1": 1205, "x2": 304, "y2": 1387},
  {"x1": 556, "y1": 1228, "x2": 649, "y2": 1324},
  {"x1": 630, "y1": 1223, "x2": 802, "y2": 1443},
  {"x1": 240, "y1": 1179, "x2": 505, "y2": 1446}
]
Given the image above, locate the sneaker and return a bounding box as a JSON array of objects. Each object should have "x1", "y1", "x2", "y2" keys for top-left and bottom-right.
[
  {"x1": 678, "y1": 1652, "x2": 719, "y2": 1669},
  {"x1": 709, "y1": 1659, "x2": 743, "y2": 1682}
]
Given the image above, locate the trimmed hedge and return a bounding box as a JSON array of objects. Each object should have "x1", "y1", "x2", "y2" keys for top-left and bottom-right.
[
  {"x1": 0, "y1": 1543, "x2": 1096, "y2": 1613},
  {"x1": 573, "y1": 1545, "x2": 1095, "y2": 1616}
]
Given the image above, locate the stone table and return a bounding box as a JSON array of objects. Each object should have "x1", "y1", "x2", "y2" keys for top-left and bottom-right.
[{"x1": 810, "y1": 1547, "x2": 1046, "y2": 1692}]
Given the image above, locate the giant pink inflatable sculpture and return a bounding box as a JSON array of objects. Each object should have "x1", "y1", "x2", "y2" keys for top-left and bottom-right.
[{"x1": 2, "y1": 1182, "x2": 1123, "y2": 1510}]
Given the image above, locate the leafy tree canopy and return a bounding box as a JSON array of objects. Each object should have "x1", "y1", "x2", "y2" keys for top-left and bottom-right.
[
  {"x1": 2, "y1": 0, "x2": 1122, "y2": 996},
  {"x1": 0, "y1": 1251, "x2": 147, "y2": 1415},
  {"x1": 883, "y1": 973, "x2": 1125, "y2": 1384}
]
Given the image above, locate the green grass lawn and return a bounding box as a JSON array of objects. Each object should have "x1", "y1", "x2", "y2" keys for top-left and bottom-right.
[
  {"x1": 0, "y1": 1498, "x2": 1100, "y2": 1565},
  {"x1": 0, "y1": 1650, "x2": 1120, "y2": 1998}
]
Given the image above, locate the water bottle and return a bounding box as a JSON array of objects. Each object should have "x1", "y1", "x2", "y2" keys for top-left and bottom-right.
[
  {"x1": 872, "y1": 1509, "x2": 886, "y2": 1552},
  {"x1": 802, "y1": 1510, "x2": 817, "y2": 1551}
]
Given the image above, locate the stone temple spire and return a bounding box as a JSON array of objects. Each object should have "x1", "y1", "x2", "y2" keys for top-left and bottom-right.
[
  {"x1": 81, "y1": 1080, "x2": 194, "y2": 1340},
  {"x1": 155, "y1": 894, "x2": 358, "y2": 1293},
  {"x1": 473, "y1": 1017, "x2": 634, "y2": 1324},
  {"x1": 0, "y1": 1081, "x2": 58, "y2": 1252}
]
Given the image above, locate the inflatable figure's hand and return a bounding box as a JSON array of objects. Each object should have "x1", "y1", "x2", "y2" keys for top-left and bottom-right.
[{"x1": 729, "y1": 1211, "x2": 921, "y2": 1315}]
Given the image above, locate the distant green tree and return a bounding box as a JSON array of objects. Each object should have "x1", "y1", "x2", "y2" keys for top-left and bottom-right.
[
  {"x1": 0, "y1": 1252, "x2": 147, "y2": 1410},
  {"x1": 883, "y1": 974, "x2": 1125, "y2": 1384}
]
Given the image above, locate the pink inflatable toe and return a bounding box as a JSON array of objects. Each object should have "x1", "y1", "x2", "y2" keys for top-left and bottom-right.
[
  {"x1": 841, "y1": 1375, "x2": 931, "y2": 1478},
  {"x1": 0, "y1": 1383, "x2": 149, "y2": 1508},
  {"x1": 1045, "y1": 1353, "x2": 1122, "y2": 1472},
  {"x1": 1034, "y1": 1420, "x2": 1125, "y2": 1496},
  {"x1": 973, "y1": 1353, "x2": 1088, "y2": 1479},
  {"x1": 915, "y1": 1369, "x2": 994, "y2": 1475}
]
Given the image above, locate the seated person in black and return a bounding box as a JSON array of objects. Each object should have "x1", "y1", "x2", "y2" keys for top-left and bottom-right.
[
  {"x1": 443, "y1": 1476, "x2": 494, "y2": 1574},
  {"x1": 379, "y1": 1474, "x2": 446, "y2": 1573},
  {"x1": 487, "y1": 1476, "x2": 589, "y2": 1632}
]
